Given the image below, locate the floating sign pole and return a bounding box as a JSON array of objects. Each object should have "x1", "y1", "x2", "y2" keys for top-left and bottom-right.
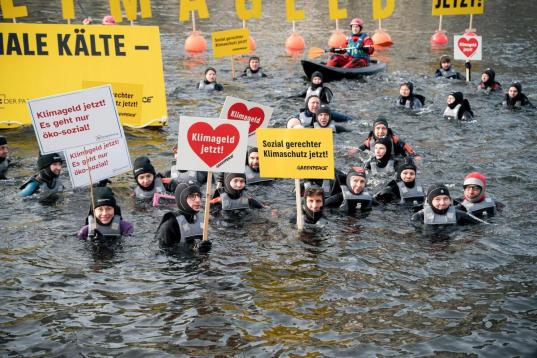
[
  {"x1": 295, "y1": 179, "x2": 304, "y2": 231},
  {"x1": 84, "y1": 147, "x2": 97, "y2": 232},
  {"x1": 465, "y1": 61, "x2": 472, "y2": 83},
  {"x1": 231, "y1": 56, "x2": 236, "y2": 80},
  {"x1": 202, "y1": 171, "x2": 213, "y2": 242}
]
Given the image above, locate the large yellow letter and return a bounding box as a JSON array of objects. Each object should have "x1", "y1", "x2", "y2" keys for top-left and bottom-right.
[
  {"x1": 0, "y1": 0, "x2": 28, "y2": 19},
  {"x1": 285, "y1": 0, "x2": 304, "y2": 21},
  {"x1": 328, "y1": 0, "x2": 347, "y2": 20},
  {"x1": 61, "y1": 0, "x2": 75, "y2": 20},
  {"x1": 179, "y1": 0, "x2": 209, "y2": 22},
  {"x1": 372, "y1": 0, "x2": 395, "y2": 20},
  {"x1": 235, "y1": 0, "x2": 261, "y2": 20},
  {"x1": 109, "y1": 0, "x2": 152, "y2": 22}
]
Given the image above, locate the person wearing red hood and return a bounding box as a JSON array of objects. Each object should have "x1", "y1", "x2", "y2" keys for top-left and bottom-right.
[
  {"x1": 456, "y1": 172, "x2": 503, "y2": 218},
  {"x1": 477, "y1": 68, "x2": 501, "y2": 94},
  {"x1": 327, "y1": 18, "x2": 374, "y2": 69}
]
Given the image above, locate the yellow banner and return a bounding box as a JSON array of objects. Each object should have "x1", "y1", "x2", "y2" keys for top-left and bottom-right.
[
  {"x1": 0, "y1": 23, "x2": 167, "y2": 128},
  {"x1": 432, "y1": 0, "x2": 484, "y2": 16},
  {"x1": 256, "y1": 128, "x2": 334, "y2": 179},
  {"x1": 211, "y1": 28, "x2": 250, "y2": 58}
]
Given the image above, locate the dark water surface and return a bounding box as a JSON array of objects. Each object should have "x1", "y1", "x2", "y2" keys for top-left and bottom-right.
[{"x1": 2, "y1": 1, "x2": 537, "y2": 356}]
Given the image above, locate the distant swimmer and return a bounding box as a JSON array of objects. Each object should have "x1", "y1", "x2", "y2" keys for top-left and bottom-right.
[
  {"x1": 434, "y1": 55, "x2": 463, "y2": 80},
  {"x1": 197, "y1": 67, "x2": 224, "y2": 91}
]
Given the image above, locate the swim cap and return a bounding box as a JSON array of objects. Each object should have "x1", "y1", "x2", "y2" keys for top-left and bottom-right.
[
  {"x1": 175, "y1": 180, "x2": 202, "y2": 215},
  {"x1": 396, "y1": 157, "x2": 417, "y2": 177},
  {"x1": 311, "y1": 71, "x2": 323, "y2": 81},
  {"x1": 0, "y1": 136, "x2": 6, "y2": 146},
  {"x1": 346, "y1": 167, "x2": 367, "y2": 189},
  {"x1": 426, "y1": 183, "x2": 450, "y2": 205},
  {"x1": 102, "y1": 15, "x2": 116, "y2": 25},
  {"x1": 93, "y1": 186, "x2": 117, "y2": 209},
  {"x1": 448, "y1": 92, "x2": 464, "y2": 108},
  {"x1": 482, "y1": 68, "x2": 496, "y2": 82},
  {"x1": 133, "y1": 156, "x2": 156, "y2": 178},
  {"x1": 316, "y1": 105, "x2": 331, "y2": 116},
  {"x1": 373, "y1": 116, "x2": 389, "y2": 128},
  {"x1": 463, "y1": 172, "x2": 486, "y2": 189},
  {"x1": 37, "y1": 153, "x2": 62, "y2": 170},
  {"x1": 374, "y1": 136, "x2": 392, "y2": 159},
  {"x1": 401, "y1": 81, "x2": 414, "y2": 93},
  {"x1": 509, "y1": 81, "x2": 522, "y2": 93}
]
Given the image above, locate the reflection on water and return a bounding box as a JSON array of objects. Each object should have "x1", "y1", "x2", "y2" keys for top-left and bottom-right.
[{"x1": 2, "y1": 0, "x2": 537, "y2": 356}]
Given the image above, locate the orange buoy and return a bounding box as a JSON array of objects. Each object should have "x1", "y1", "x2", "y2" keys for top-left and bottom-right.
[
  {"x1": 372, "y1": 28, "x2": 393, "y2": 47},
  {"x1": 249, "y1": 36, "x2": 257, "y2": 51},
  {"x1": 328, "y1": 30, "x2": 346, "y2": 49},
  {"x1": 185, "y1": 31, "x2": 207, "y2": 54},
  {"x1": 285, "y1": 32, "x2": 305, "y2": 51},
  {"x1": 430, "y1": 30, "x2": 448, "y2": 45}
]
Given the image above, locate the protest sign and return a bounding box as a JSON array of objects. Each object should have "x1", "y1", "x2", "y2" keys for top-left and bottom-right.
[
  {"x1": 64, "y1": 137, "x2": 132, "y2": 188},
  {"x1": 256, "y1": 128, "x2": 334, "y2": 179},
  {"x1": 211, "y1": 28, "x2": 250, "y2": 58},
  {"x1": 28, "y1": 85, "x2": 122, "y2": 154},
  {"x1": 219, "y1": 96, "x2": 273, "y2": 146},
  {"x1": 454, "y1": 35, "x2": 482, "y2": 61},
  {"x1": 432, "y1": 0, "x2": 484, "y2": 16},
  {"x1": 177, "y1": 116, "x2": 249, "y2": 173}
]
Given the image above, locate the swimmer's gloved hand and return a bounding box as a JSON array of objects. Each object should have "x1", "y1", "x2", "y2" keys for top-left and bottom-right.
[
  {"x1": 89, "y1": 229, "x2": 104, "y2": 241},
  {"x1": 196, "y1": 240, "x2": 212, "y2": 253},
  {"x1": 94, "y1": 179, "x2": 111, "y2": 187}
]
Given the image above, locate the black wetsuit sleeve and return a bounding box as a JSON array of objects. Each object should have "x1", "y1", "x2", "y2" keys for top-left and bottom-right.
[
  {"x1": 297, "y1": 88, "x2": 308, "y2": 98},
  {"x1": 456, "y1": 210, "x2": 482, "y2": 225},
  {"x1": 411, "y1": 210, "x2": 424, "y2": 225},
  {"x1": 335, "y1": 125, "x2": 350, "y2": 133},
  {"x1": 155, "y1": 213, "x2": 181, "y2": 247},
  {"x1": 215, "y1": 83, "x2": 224, "y2": 91},
  {"x1": 434, "y1": 69, "x2": 442, "y2": 77},
  {"x1": 324, "y1": 193, "x2": 343, "y2": 208},
  {"x1": 321, "y1": 87, "x2": 333, "y2": 104},
  {"x1": 249, "y1": 197, "x2": 264, "y2": 209},
  {"x1": 375, "y1": 180, "x2": 399, "y2": 203}
]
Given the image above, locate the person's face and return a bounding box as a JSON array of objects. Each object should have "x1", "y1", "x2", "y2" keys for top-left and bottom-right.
[
  {"x1": 508, "y1": 86, "x2": 519, "y2": 98},
  {"x1": 374, "y1": 124, "x2": 387, "y2": 138},
  {"x1": 447, "y1": 95, "x2": 456, "y2": 105},
  {"x1": 312, "y1": 76, "x2": 322, "y2": 85},
  {"x1": 441, "y1": 61, "x2": 451, "y2": 70},
  {"x1": 399, "y1": 85, "x2": 411, "y2": 97},
  {"x1": 351, "y1": 24, "x2": 361, "y2": 34},
  {"x1": 306, "y1": 194, "x2": 323, "y2": 212},
  {"x1": 137, "y1": 172, "x2": 154, "y2": 188},
  {"x1": 464, "y1": 185, "x2": 482, "y2": 201},
  {"x1": 350, "y1": 176, "x2": 366, "y2": 194},
  {"x1": 230, "y1": 177, "x2": 245, "y2": 191},
  {"x1": 432, "y1": 195, "x2": 451, "y2": 210},
  {"x1": 205, "y1": 69, "x2": 216, "y2": 82},
  {"x1": 248, "y1": 152, "x2": 259, "y2": 170},
  {"x1": 50, "y1": 162, "x2": 62, "y2": 175},
  {"x1": 317, "y1": 112, "x2": 330, "y2": 127},
  {"x1": 95, "y1": 205, "x2": 115, "y2": 225},
  {"x1": 400, "y1": 169, "x2": 416, "y2": 183},
  {"x1": 481, "y1": 73, "x2": 490, "y2": 83},
  {"x1": 186, "y1": 192, "x2": 201, "y2": 212},
  {"x1": 308, "y1": 97, "x2": 320, "y2": 113},
  {"x1": 374, "y1": 144, "x2": 387, "y2": 159},
  {"x1": 249, "y1": 59, "x2": 260, "y2": 71},
  {"x1": 0, "y1": 144, "x2": 8, "y2": 158}
]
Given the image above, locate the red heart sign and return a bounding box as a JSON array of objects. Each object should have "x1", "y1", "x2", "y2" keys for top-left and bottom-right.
[
  {"x1": 187, "y1": 122, "x2": 240, "y2": 167},
  {"x1": 227, "y1": 103, "x2": 265, "y2": 135},
  {"x1": 457, "y1": 37, "x2": 478, "y2": 58}
]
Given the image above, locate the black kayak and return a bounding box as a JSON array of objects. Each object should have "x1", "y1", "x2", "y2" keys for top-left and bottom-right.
[{"x1": 301, "y1": 59, "x2": 386, "y2": 82}]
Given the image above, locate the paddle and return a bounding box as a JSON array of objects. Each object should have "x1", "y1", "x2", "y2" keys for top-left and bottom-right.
[{"x1": 307, "y1": 46, "x2": 373, "y2": 59}]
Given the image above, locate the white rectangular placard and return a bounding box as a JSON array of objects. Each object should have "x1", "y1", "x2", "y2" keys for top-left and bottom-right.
[
  {"x1": 454, "y1": 35, "x2": 482, "y2": 61},
  {"x1": 28, "y1": 85, "x2": 123, "y2": 154},
  {"x1": 177, "y1": 116, "x2": 249, "y2": 173},
  {"x1": 219, "y1": 96, "x2": 273, "y2": 146},
  {"x1": 64, "y1": 137, "x2": 132, "y2": 188}
]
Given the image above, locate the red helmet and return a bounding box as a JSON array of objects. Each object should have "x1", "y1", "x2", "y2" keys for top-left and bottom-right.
[{"x1": 350, "y1": 18, "x2": 364, "y2": 27}]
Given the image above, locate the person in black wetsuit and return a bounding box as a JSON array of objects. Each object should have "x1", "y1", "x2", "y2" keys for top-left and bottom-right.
[
  {"x1": 18, "y1": 153, "x2": 64, "y2": 197},
  {"x1": 325, "y1": 167, "x2": 374, "y2": 214},
  {"x1": 396, "y1": 81, "x2": 425, "y2": 110},
  {"x1": 210, "y1": 173, "x2": 264, "y2": 216},
  {"x1": 155, "y1": 180, "x2": 212, "y2": 252},
  {"x1": 502, "y1": 82, "x2": 534, "y2": 109},
  {"x1": 197, "y1": 67, "x2": 224, "y2": 91},
  {"x1": 477, "y1": 68, "x2": 501, "y2": 94},
  {"x1": 443, "y1": 92, "x2": 474, "y2": 121},
  {"x1": 434, "y1": 55, "x2": 463, "y2": 80},
  {"x1": 241, "y1": 56, "x2": 268, "y2": 78},
  {"x1": 244, "y1": 147, "x2": 274, "y2": 185},
  {"x1": 0, "y1": 136, "x2": 10, "y2": 180},
  {"x1": 313, "y1": 105, "x2": 349, "y2": 133},
  {"x1": 364, "y1": 137, "x2": 397, "y2": 176},
  {"x1": 132, "y1": 156, "x2": 175, "y2": 200},
  {"x1": 374, "y1": 157, "x2": 425, "y2": 207}
]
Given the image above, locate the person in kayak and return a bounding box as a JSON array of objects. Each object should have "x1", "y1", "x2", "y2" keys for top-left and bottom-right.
[
  {"x1": 327, "y1": 17, "x2": 374, "y2": 68},
  {"x1": 197, "y1": 67, "x2": 224, "y2": 91}
]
